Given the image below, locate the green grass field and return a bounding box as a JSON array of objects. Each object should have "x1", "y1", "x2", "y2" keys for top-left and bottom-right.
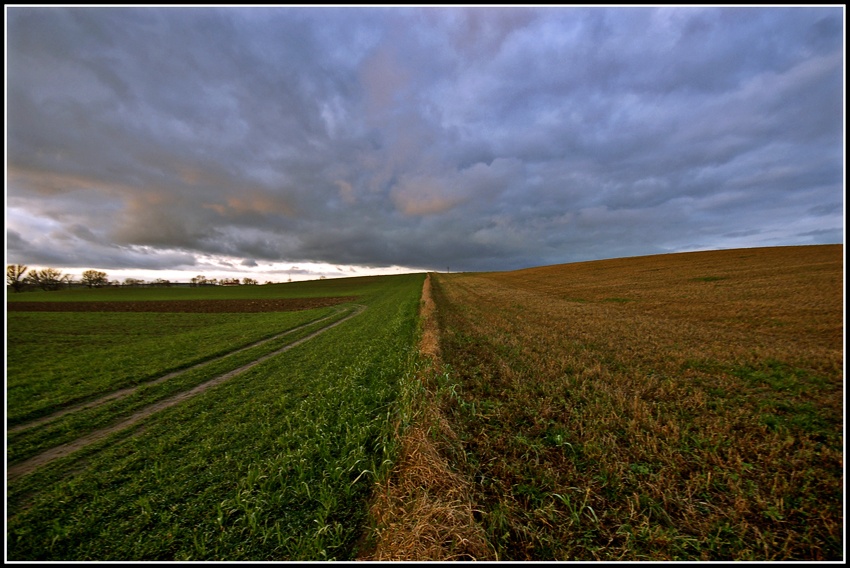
[
  {"x1": 6, "y1": 273, "x2": 425, "y2": 560},
  {"x1": 7, "y1": 308, "x2": 340, "y2": 426}
]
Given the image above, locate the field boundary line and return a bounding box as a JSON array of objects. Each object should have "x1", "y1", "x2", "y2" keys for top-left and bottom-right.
[
  {"x1": 7, "y1": 304, "x2": 366, "y2": 484},
  {"x1": 362, "y1": 274, "x2": 494, "y2": 561},
  {"x1": 8, "y1": 306, "x2": 353, "y2": 434}
]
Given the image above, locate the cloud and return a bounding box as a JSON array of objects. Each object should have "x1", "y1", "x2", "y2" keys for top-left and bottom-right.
[
  {"x1": 203, "y1": 191, "x2": 296, "y2": 220},
  {"x1": 5, "y1": 7, "x2": 843, "y2": 275},
  {"x1": 390, "y1": 175, "x2": 464, "y2": 216}
]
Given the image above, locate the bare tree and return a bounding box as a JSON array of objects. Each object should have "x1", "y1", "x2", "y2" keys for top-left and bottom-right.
[
  {"x1": 81, "y1": 269, "x2": 109, "y2": 288},
  {"x1": 25, "y1": 267, "x2": 65, "y2": 291},
  {"x1": 242, "y1": 277, "x2": 258, "y2": 285},
  {"x1": 7, "y1": 264, "x2": 28, "y2": 292}
]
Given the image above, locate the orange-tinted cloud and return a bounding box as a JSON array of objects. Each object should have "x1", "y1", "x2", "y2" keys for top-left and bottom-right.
[
  {"x1": 335, "y1": 180, "x2": 356, "y2": 204},
  {"x1": 390, "y1": 176, "x2": 464, "y2": 216},
  {"x1": 7, "y1": 164, "x2": 122, "y2": 197},
  {"x1": 359, "y1": 43, "x2": 411, "y2": 118},
  {"x1": 203, "y1": 191, "x2": 294, "y2": 218}
]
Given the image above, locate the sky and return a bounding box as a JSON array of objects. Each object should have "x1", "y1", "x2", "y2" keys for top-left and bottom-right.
[{"x1": 5, "y1": 5, "x2": 845, "y2": 283}]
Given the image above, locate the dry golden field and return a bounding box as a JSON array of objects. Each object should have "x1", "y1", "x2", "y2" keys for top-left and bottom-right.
[{"x1": 427, "y1": 244, "x2": 843, "y2": 560}]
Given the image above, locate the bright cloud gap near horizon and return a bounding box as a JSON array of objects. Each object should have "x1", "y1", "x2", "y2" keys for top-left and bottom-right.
[
  {"x1": 5, "y1": 6, "x2": 844, "y2": 278},
  {"x1": 13, "y1": 259, "x2": 424, "y2": 286}
]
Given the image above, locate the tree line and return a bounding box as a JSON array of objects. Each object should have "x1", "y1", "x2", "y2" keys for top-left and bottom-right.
[{"x1": 6, "y1": 265, "x2": 261, "y2": 293}]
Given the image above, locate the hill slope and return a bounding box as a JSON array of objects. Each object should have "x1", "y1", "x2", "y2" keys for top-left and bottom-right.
[{"x1": 426, "y1": 244, "x2": 843, "y2": 560}]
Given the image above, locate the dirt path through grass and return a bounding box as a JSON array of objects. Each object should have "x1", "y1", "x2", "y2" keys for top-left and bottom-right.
[
  {"x1": 7, "y1": 304, "x2": 366, "y2": 483},
  {"x1": 8, "y1": 307, "x2": 350, "y2": 435}
]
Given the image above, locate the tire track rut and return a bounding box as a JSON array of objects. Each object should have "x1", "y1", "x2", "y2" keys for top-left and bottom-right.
[
  {"x1": 7, "y1": 304, "x2": 366, "y2": 483},
  {"x1": 9, "y1": 308, "x2": 349, "y2": 434}
]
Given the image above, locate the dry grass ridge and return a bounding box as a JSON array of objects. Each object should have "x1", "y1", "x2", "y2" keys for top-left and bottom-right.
[{"x1": 361, "y1": 273, "x2": 495, "y2": 561}]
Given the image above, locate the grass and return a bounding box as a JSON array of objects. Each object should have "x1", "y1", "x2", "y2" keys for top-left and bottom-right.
[
  {"x1": 6, "y1": 275, "x2": 395, "y2": 302},
  {"x1": 426, "y1": 245, "x2": 843, "y2": 561},
  {"x1": 6, "y1": 307, "x2": 358, "y2": 464},
  {"x1": 6, "y1": 273, "x2": 425, "y2": 561},
  {"x1": 6, "y1": 308, "x2": 339, "y2": 426}
]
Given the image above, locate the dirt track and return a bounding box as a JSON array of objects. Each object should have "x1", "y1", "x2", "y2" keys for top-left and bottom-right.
[
  {"x1": 7, "y1": 304, "x2": 366, "y2": 484},
  {"x1": 8, "y1": 308, "x2": 348, "y2": 435},
  {"x1": 6, "y1": 297, "x2": 358, "y2": 313}
]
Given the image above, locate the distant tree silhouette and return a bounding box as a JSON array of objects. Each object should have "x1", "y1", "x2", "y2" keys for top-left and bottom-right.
[
  {"x1": 25, "y1": 267, "x2": 65, "y2": 291},
  {"x1": 81, "y1": 269, "x2": 109, "y2": 288},
  {"x1": 7, "y1": 264, "x2": 28, "y2": 292}
]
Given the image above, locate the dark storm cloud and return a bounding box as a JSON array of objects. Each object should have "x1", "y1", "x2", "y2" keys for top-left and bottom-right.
[{"x1": 6, "y1": 6, "x2": 843, "y2": 273}]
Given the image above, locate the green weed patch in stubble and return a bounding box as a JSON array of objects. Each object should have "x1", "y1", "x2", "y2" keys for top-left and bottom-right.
[
  {"x1": 428, "y1": 246, "x2": 843, "y2": 561},
  {"x1": 684, "y1": 359, "x2": 841, "y2": 446},
  {"x1": 6, "y1": 274, "x2": 425, "y2": 561}
]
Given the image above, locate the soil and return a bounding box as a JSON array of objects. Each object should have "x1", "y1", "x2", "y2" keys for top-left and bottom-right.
[{"x1": 6, "y1": 296, "x2": 358, "y2": 313}]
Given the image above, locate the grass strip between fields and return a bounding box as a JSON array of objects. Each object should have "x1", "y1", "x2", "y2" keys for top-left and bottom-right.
[{"x1": 360, "y1": 273, "x2": 495, "y2": 561}]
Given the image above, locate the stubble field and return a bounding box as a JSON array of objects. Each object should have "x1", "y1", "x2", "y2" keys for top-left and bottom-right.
[{"x1": 423, "y1": 244, "x2": 843, "y2": 560}]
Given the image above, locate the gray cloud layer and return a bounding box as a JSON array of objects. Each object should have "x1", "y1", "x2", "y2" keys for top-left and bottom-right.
[{"x1": 6, "y1": 6, "x2": 844, "y2": 272}]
